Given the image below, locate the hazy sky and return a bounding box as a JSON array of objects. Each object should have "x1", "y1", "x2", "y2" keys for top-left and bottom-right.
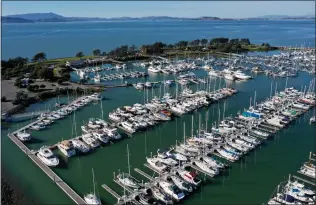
[{"x1": 2, "y1": 1, "x2": 315, "y2": 18}]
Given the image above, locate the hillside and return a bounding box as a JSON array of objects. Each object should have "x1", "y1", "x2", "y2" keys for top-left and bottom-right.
[{"x1": 1, "y1": 17, "x2": 34, "y2": 23}]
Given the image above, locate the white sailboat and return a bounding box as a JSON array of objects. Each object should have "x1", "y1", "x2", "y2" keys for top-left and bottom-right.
[{"x1": 84, "y1": 168, "x2": 101, "y2": 205}]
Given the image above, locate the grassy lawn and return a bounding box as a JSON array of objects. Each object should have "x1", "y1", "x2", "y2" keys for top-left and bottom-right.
[{"x1": 28, "y1": 55, "x2": 95, "y2": 66}]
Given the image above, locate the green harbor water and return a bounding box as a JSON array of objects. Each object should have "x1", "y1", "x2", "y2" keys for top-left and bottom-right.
[{"x1": 1, "y1": 70, "x2": 315, "y2": 204}]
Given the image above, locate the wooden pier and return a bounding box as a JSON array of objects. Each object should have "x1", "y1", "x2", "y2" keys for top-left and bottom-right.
[
  {"x1": 7, "y1": 133, "x2": 86, "y2": 204},
  {"x1": 143, "y1": 163, "x2": 164, "y2": 175},
  {"x1": 101, "y1": 184, "x2": 122, "y2": 199},
  {"x1": 134, "y1": 168, "x2": 154, "y2": 181},
  {"x1": 113, "y1": 179, "x2": 133, "y2": 193}
]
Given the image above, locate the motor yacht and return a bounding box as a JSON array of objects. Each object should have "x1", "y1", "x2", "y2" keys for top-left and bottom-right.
[
  {"x1": 166, "y1": 149, "x2": 188, "y2": 162},
  {"x1": 58, "y1": 140, "x2": 76, "y2": 157},
  {"x1": 177, "y1": 170, "x2": 201, "y2": 186},
  {"x1": 158, "y1": 181, "x2": 185, "y2": 201},
  {"x1": 156, "y1": 155, "x2": 178, "y2": 166},
  {"x1": 169, "y1": 174, "x2": 193, "y2": 193},
  {"x1": 198, "y1": 156, "x2": 226, "y2": 169},
  {"x1": 148, "y1": 66, "x2": 161, "y2": 73},
  {"x1": 29, "y1": 123, "x2": 46, "y2": 130},
  {"x1": 234, "y1": 70, "x2": 252, "y2": 80},
  {"x1": 92, "y1": 131, "x2": 109, "y2": 144},
  {"x1": 15, "y1": 130, "x2": 32, "y2": 142},
  {"x1": 121, "y1": 121, "x2": 136, "y2": 133},
  {"x1": 151, "y1": 187, "x2": 174, "y2": 204},
  {"x1": 192, "y1": 160, "x2": 219, "y2": 176},
  {"x1": 37, "y1": 147, "x2": 59, "y2": 167},
  {"x1": 216, "y1": 148, "x2": 239, "y2": 161},
  {"x1": 103, "y1": 126, "x2": 121, "y2": 140},
  {"x1": 72, "y1": 139, "x2": 90, "y2": 153},
  {"x1": 224, "y1": 73, "x2": 236, "y2": 81},
  {"x1": 81, "y1": 134, "x2": 100, "y2": 148},
  {"x1": 146, "y1": 157, "x2": 167, "y2": 172}
]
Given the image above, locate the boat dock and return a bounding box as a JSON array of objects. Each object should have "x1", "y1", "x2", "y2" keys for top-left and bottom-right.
[
  {"x1": 101, "y1": 184, "x2": 122, "y2": 199},
  {"x1": 113, "y1": 179, "x2": 134, "y2": 193},
  {"x1": 143, "y1": 163, "x2": 164, "y2": 175},
  {"x1": 7, "y1": 133, "x2": 86, "y2": 204},
  {"x1": 297, "y1": 169, "x2": 316, "y2": 180},
  {"x1": 291, "y1": 175, "x2": 316, "y2": 186},
  {"x1": 134, "y1": 168, "x2": 154, "y2": 181}
]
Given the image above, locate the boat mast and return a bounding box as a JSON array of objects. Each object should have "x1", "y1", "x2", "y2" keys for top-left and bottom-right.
[
  {"x1": 191, "y1": 116, "x2": 194, "y2": 137},
  {"x1": 223, "y1": 100, "x2": 226, "y2": 120},
  {"x1": 269, "y1": 81, "x2": 273, "y2": 100},
  {"x1": 183, "y1": 122, "x2": 186, "y2": 145},
  {"x1": 198, "y1": 114, "x2": 201, "y2": 135},
  {"x1": 92, "y1": 168, "x2": 96, "y2": 195},
  {"x1": 253, "y1": 90, "x2": 257, "y2": 108},
  {"x1": 127, "y1": 144, "x2": 131, "y2": 175},
  {"x1": 100, "y1": 100, "x2": 104, "y2": 120}
]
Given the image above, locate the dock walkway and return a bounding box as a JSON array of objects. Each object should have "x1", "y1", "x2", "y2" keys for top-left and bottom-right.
[{"x1": 7, "y1": 133, "x2": 86, "y2": 204}]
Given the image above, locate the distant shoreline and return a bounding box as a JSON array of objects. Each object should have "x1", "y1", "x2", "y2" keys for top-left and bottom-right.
[{"x1": 3, "y1": 18, "x2": 315, "y2": 24}]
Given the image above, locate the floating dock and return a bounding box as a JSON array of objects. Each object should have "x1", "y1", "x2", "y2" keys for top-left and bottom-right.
[
  {"x1": 101, "y1": 184, "x2": 122, "y2": 199},
  {"x1": 113, "y1": 179, "x2": 133, "y2": 193},
  {"x1": 134, "y1": 168, "x2": 154, "y2": 181},
  {"x1": 7, "y1": 133, "x2": 86, "y2": 204},
  {"x1": 291, "y1": 175, "x2": 316, "y2": 186}
]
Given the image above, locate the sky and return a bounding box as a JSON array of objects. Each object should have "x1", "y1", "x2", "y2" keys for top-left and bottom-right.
[{"x1": 2, "y1": 1, "x2": 315, "y2": 18}]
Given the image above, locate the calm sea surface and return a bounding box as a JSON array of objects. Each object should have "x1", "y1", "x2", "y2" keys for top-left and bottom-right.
[
  {"x1": 1, "y1": 20, "x2": 315, "y2": 205},
  {"x1": 2, "y1": 20, "x2": 315, "y2": 59}
]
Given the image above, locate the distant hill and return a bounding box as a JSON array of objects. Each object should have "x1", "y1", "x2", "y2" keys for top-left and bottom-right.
[
  {"x1": 2, "y1": 12, "x2": 315, "y2": 24},
  {"x1": 1, "y1": 16, "x2": 34, "y2": 23},
  {"x1": 6, "y1": 12, "x2": 64, "y2": 21},
  {"x1": 254, "y1": 15, "x2": 315, "y2": 20}
]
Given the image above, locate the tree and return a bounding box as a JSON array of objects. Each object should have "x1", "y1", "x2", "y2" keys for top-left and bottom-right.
[
  {"x1": 14, "y1": 78, "x2": 22, "y2": 87},
  {"x1": 61, "y1": 73, "x2": 70, "y2": 81},
  {"x1": 57, "y1": 79, "x2": 64, "y2": 85},
  {"x1": 92, "y1": 49, "x2": 101, "y2": 56},
  {"x1": 239, "y1": 38, "x2": 251, "y2": 45},
  {"x1": 201, "y1": 39, "x2": 208, "y2": 46},
  {"x1": 262, "y1": 43, "x2": 271, "y2": 47},
  {"x1": 76, "y1": 52, "x2": 84, "y2": 58},
  {"x1": 32, "y1": 52, "x2": 47, "y2": 63},
  {"x1": 40, "y1": 84, "x2": 46, "y2": 88},
  {"x1": 129, "y1": 45, "x2": 137, "y2": 54},
  {"x1": 229, "y1": 39, "x2": 239, "y2": 45},
  {"x1": 79, "y1": 79, "x2": 87, "y2": 84},
  {"x1": 176, "y1": 41, "x2": 188, "y2": 48},
  {"x1": 38, "y1": 67, "x2": 54, "y2": 80},
  {"x1": 1, "y1": 96, "x2": 7, "y2": 102}
]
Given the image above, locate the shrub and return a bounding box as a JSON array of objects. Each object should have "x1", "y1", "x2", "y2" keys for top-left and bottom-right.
[
  {"x1": 1, "y1": 96, "x2": 7, "y2": 102},
  {"x1": 57, "y1": 79, "x2": 63, "y2": 85},
  {"x1": 39, "y1": 84, "x2": 46, "y2": 88}
]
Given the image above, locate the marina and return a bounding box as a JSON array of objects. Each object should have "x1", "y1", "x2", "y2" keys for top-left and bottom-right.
[
  {"x1": 4, "y1": 59, "x2": 315, "y2": 204},
  {"x1": 101, "y1": 84, "x2": 315, "y2": 204},
  {"x1": 2, "y1": 16, "x2": 315, "y2": 204},
  {"x1": 265, "y1": 153, "x2": 316, "y2": 205}
]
